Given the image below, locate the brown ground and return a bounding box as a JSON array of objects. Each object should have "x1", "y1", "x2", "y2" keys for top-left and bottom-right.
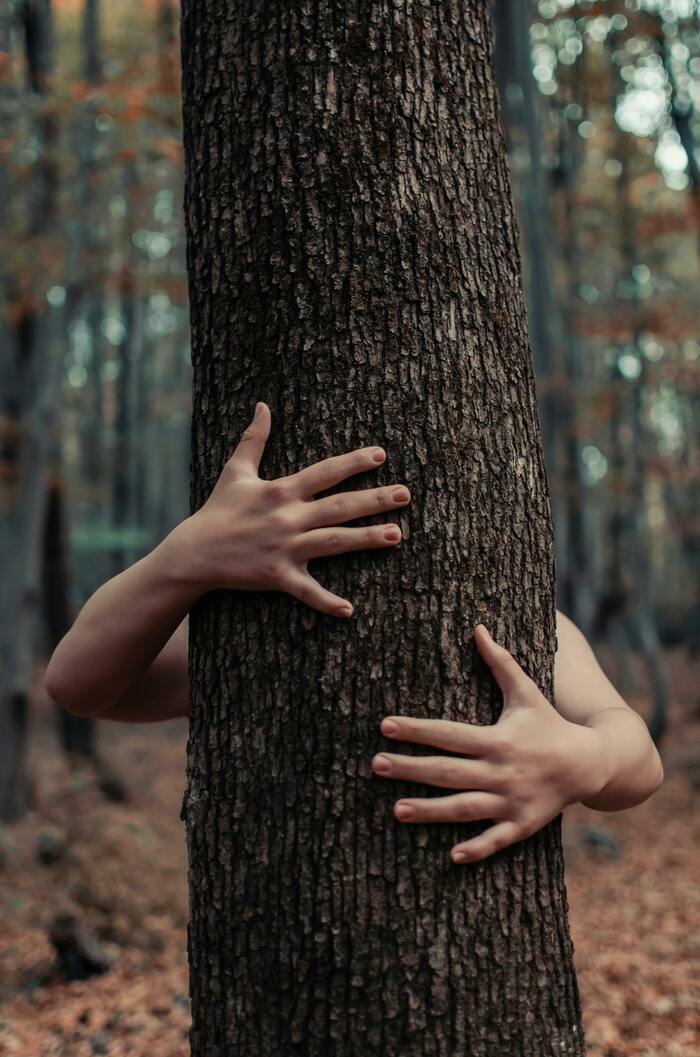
[{"x1": 0, "y1": 650, "x2": 698, "y2": 1057}]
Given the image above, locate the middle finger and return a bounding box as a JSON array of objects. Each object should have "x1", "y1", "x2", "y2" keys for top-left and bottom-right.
[
  {"x1": 372, "y1": 752, "x2": 498, "y2": 791},
  {"x1": 300, "y1": 485, "x2": 411, "y2": 530}
]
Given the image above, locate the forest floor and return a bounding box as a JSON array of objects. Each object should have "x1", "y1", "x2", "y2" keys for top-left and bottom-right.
[{"x1": 0, "y1": 649, "x2": 698, "y2": 1057}]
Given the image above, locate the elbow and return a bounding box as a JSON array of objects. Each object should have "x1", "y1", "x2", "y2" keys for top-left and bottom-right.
[
  {"x1": 650, "y1": 749, "x2": 665, "y2": 796},
  {"x1": 43, "y1": 661, "x2": 65, "y2": 708},
  {"x1": 43, "y1": 663, "x2": 100, "y2": 719}
]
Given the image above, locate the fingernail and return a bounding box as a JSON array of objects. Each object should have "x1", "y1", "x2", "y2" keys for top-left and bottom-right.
[
  {"x1": 381, "y1": 719, "x2": 398, "y2": 735},
  {"x1": 373, "y1": 754, "x2": 391, "y2": 774},
  {"x1": 392, "y1": 487, "x2": 410, "y2": 503},
  {"x1": 395, "y1": 804, "x2": 414, "y2": 820},
  {"x1": 384, "y1": 527, "x2": 401, "y2": 542},
  {"x1": 254, "y1": 402, "x2": 263, "y2": 419},
  {"x1": 477, "y1": 624, "x2": 491, "y2": 639},
  {"x1": 372, "y1": 448, "x2": 386, "y2": 463},
  {"x1": 338, "y1": 603, "x2": 353, "y2": 617},
  {"x1": 452, "y1": 851, "x2": 467, "y2": 863}
]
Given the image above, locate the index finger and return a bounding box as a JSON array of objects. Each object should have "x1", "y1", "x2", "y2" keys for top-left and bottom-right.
[
  {"x1": 380, "y1": 715, "x2": 495, "y2": 756},
  {"x1": 289, "y1": 446, "x2": 387, "y2": 498}
]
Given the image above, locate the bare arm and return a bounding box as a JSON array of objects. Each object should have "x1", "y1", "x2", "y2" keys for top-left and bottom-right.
[
  {"x1": 370, "y1": 614, "x2": 664, "y2": 865},
  {"x1": 84, "y1": 615, "x2": 190, "y2": 724},
  {"x1": 44, "y1": 542, "x2": 195, "y2": 721},
  {"x1": 44, "y1": 402, "x2": 411, "y2": 721},
  {"x1": 553, "y1": 610, "x2": 664, "y2": 811}
]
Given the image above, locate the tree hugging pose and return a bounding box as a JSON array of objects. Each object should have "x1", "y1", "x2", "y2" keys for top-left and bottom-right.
[{"x1": 45, "y1": 402, "x2": 663, "y2": 865}]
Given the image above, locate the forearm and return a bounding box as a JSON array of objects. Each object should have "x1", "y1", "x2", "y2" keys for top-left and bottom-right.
[
  {"x1": 94, "y1": 636, "x2": 190, "y2": 723},
  {"x1": 44, "y1": 523, "x2": 201, "y2": 717},
  {"x1": 581, "y1": 707, "x2": 664, "y2": 811}
]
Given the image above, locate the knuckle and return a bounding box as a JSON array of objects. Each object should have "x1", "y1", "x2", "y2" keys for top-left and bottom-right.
[
  {"x1": 518, "y1": 816, "x2": 538, "y2": 840},
  {"x1": 267, "y1": 509, "x2": 294, "y2": 533},
  {"x1": 492, "y1": 731, "x2": 515, "y2": 758},
  {"x1": 496, "y1": 767, "x2": 516, "y2": 796},
  {"x1": 334, "y1": 495, "x2": 349, "y2": 516},
  {"x1": 261, "y1": 558, "x2": 284, "y2": 582},
  {"x1": 264, "y1": 480, "x2": 290, "y2": 504},
  {"x1": 327, "y1": 534, "x2": 343, "y2": 550}
]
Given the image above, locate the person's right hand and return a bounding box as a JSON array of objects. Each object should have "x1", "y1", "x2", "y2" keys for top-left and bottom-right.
[{"x1": 168, "y1": 401, "x2": 411, "y2": 617}]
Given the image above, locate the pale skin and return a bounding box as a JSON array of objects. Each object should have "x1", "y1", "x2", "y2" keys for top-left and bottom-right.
[{"x1": 45, "y1": 402, "x2": 664, "y2": 865}]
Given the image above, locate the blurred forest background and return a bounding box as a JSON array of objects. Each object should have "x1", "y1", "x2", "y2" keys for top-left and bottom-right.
[{"x1": 0, "y1": 2, "x2": 698, "y2": 1056}]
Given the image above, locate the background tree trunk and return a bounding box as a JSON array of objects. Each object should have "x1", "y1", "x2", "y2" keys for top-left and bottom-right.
[
  {"x1": 0, "y1": 0, "x2": 63, "y2": 822},
  {"x1": 181, "y1": 2, "x2": 585, "y2": 1054},
  {"x1": 41, "y1": 468, "x2": 96, "y2": 761}
]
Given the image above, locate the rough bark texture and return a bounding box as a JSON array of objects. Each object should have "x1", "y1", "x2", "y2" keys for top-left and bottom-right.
[{"x1": 180, "y1": 2, "x2": 585, "y2": 1055}]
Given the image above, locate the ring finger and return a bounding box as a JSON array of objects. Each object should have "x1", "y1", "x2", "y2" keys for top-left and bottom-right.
[{"x1": 372, "y1": 753, "x2": 497, "y2": 791}]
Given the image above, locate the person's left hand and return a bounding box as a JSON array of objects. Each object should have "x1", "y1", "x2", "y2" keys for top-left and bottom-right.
[{"x1": 371, "y1": 624, "x2": 610, "y2": 864}]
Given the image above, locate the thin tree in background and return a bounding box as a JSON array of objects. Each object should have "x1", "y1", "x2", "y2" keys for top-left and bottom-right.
[
  {"x1": 181, "y1": 2, "x2": 585, "y2": 1054},
  {"x1": 604, "y1": 31, "x2": 668, "y2": 744},
  {"x1": 494, "y1": 8, "x2": 600, "y2": 634},
  {"x1": 492, "y1": 0, "x2": 559, "y2": 468},
  {"x1": 82, "y1": 0, "x2": 100, "y2": 85},
  {"x1": 0, "y1": 0, "x2": 65, "y2": 820}
]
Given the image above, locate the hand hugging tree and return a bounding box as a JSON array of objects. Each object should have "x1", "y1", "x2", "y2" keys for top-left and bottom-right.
[{"x1": 180, "y1": 2, "x2": 586, "y2": 1055}]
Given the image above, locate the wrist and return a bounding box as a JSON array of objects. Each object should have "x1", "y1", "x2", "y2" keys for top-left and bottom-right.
[{"x1": 152, "y1": 517, "x2": 213, "y2": 601}]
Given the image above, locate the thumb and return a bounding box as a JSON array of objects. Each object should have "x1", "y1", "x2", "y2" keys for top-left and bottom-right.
[
  {"x1": 474, "y1": 624, "x2": 534, "y2": 701},
  {"x1": 227, "y1": 401, "x2": 271, "y2": 477}
]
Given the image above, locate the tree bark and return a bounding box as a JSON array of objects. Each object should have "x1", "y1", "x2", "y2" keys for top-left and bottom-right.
[{"x1": 181, "y1": 3, "x2": 585, "y2": 1054}]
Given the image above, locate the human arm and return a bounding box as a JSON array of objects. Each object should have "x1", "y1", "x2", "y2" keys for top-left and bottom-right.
[
  {"x1": 44, "y1": 401, "x2": 411, "y2": 721},
  {"x1": 371, "y1": 612, "x2": 664, "y2": 864},
  {"x1": 552, "y1": 610, "x2": 663, "y2": 811}
]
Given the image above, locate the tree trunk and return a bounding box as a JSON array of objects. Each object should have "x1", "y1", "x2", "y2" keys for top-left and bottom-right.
[
  {"x1": 549, "y1": 54, "x2": 598, "y2": 638},
  {"x1": 82, "y1": 0, "x2": 101, "y2": 85},
  {"x1": 492, "y1": 0, "x2": 572, "y2": 623},
  {"x1": 492, "y1": 0, "x2": 560, "y2": 473},
  {"x1": 181, "y1": 3, "x2": 585, "y2": 1055},
  {"x1": 41, "y1": 470, "x2": 96, "y2": 761},
  {"x1": 0, "y1": 300, "x2": 65, "y2": 821}
]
